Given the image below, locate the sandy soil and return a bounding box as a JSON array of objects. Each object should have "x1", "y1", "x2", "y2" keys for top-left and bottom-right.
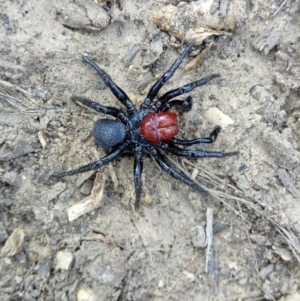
[{"x1": 1, "y1": 1, "x2": 300, "y2": 300}]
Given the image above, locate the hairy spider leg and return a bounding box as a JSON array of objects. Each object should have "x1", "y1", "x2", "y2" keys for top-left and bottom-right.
[
  {"x1": 161, "y1": 142, "x2": 239, "y2": 158},
  {"x1": 161, "y1": 96, "x2": 193, "y2": 112},
  {"x1": 169, "y1": 126, "x2": 222, "y2": 145},
  {"x1": 82, "y1": 54, "x2": 136, "y2": 115},
  {"x1": 148, "y1": 146, "x2": 208, "y2": 194},
  {"x1": 71, "y1": 96, "x2": 129, "y2": 124},
  {"x1": 152, "y1": 74, "x2": 220, "y2": 112},
  {"x1": 133, "y1": 144, "x2": 144, "y2": 209},
  {"x1": 54, "y1": 139, "x2": 130, "y2": 178},
  {"x1": 140, "y1": 39, "x2": 196, "y2": 110}
]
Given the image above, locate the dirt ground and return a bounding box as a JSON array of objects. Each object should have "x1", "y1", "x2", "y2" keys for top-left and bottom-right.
[{"x1": 1, "y1": 1, "x2": 300, "y2": 300}]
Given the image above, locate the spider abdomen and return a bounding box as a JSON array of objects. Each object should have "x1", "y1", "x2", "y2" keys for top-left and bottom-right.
[
  {"x1": 140, "y1": 111, "x2": 179, "y2": 143},
  {"x1": 93, "y1": 119, "x2": 126, "y2": 148}
]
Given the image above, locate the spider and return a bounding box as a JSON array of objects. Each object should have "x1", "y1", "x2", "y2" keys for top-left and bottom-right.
[{"x1": 55, "y1": 39, "x2": 237, "y2": 209}]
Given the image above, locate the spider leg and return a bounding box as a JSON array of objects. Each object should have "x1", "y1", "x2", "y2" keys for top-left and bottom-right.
[
  {"x1": 148, "y1": 146, "x2": 208, "y2": 194},
  {"x1": 140, "y1": 39, "x2": 196, "y2": 110},
  {"x1": 159, "y1": 142, "x2": 238, "y2": 158},
  {"x1": 160, "y1": 96, "x2": 193, "y2": 112},
  {"x1": 170, "y1": 126, "x2": 221, "y2": 145},
  {"x1": 71, "y1": 96, "x2": 129, "y2": 123},
  {"x1": 54, "y1": 139, "x2": 130, "y2": 178},
  {"x1": 152, "y1": 74, "x2": 220, "y2": 112},
  {"x1": 82, "y1": 54, "x2": 136, "y2": 115},
  {"x1": 133, "y1": 145, "x2": 144, "y2": 209}
]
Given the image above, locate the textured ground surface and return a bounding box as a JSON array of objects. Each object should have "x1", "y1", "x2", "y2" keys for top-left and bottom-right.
[{"x1": 1, "y1": 1, "x2": 300, "y2": 300}]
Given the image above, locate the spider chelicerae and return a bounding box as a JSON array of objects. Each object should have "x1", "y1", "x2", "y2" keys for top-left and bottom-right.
[{"x1": 55, "y1": 39, "x2": 237, "y2": 209}]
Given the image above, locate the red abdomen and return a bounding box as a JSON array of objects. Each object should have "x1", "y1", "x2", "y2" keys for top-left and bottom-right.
[{"x1": 140, "y1": 111, "x2": 179, "y2": 143}]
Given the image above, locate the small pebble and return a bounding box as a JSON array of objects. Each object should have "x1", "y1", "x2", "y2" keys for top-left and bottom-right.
[
  {"x1": 191, "y1": 225, "x2": 206, "y2": 248},
  {"x1": 77, "y1": 287, "x2": 95, "y2": 301},
  {"x1": 0, "y1": 222, "x2": 8, "y2": 243},
  {"x1": 56, "y1": 250, "x2": 74, "y2": 270},
  {"x1": 1, "y1": 228, "x2": 25, "y2": 257},
  {"x1": 183, "y1": 271, "x2": 196, "y2": 282},
  {"x1": 157, "y1": 280, "x2": 164, "y2": 288},
  {"x1": 259, "y1": 264, "x2": 274, "y2": 279}
]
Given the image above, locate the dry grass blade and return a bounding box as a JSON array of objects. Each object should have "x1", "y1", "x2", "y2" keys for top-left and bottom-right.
[
  {"x1": 162, "y1": 153, "x2": 300, "y2": 264},
  {"x1": 273, "y1": 0, "x2": 288, "y2": 15},
  {"x1": 0, "y1": 79, "x2": 45, "y2": 113},
  {"x1": 205, "y1": 207, "x2": 214, "y2": 273},
  {"x1": 67, "y1": 173, "x2": 106, "y2": 222}
]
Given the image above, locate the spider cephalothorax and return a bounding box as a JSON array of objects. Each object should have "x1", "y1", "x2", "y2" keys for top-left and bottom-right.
[{"x1": 55, "y1": 40, "x2": 237, "y2": 209}]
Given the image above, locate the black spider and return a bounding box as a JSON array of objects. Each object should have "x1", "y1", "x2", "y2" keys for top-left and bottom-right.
[{"x1": 55, "y1": 40, "x2": 237, "y2": 209}]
